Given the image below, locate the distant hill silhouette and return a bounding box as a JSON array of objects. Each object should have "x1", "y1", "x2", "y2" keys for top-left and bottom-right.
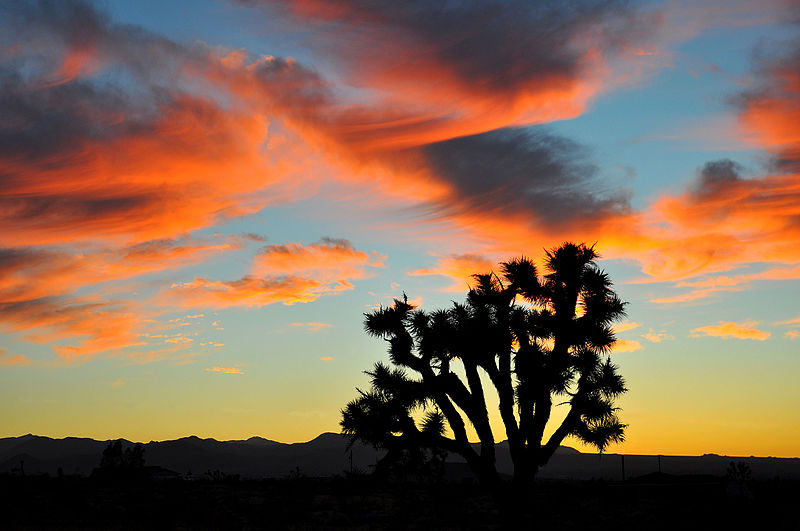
[
  {"x1": 2, "y1": 433, "x2": 798, "y2": 480},
  {"x1": 0, "y1": 433, "x2": 380, "y2": 478}
]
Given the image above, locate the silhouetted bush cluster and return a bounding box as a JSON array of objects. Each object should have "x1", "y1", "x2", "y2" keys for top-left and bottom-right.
[{"x1": 92, "y1": 440, "x2": 146, "y2": 480}]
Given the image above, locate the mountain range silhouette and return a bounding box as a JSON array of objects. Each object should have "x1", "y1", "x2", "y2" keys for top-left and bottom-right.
[{"x1": 2, "y1": 433, "x2": 798, "y2": 481}]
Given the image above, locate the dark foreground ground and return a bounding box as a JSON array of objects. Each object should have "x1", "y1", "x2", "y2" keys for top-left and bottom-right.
[{"x1": 2, "y1": 473, "x2": 798, "y2": 530}]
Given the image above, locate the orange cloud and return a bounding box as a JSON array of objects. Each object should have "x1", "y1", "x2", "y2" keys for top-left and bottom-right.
[
  {"x1": 253, "y1": 237, "x2": 385, "y2": 278},
  {"x1": 785, "y1": 330, "x2": 800, "y2": 339},
  {"x1": 0, "y1": 237, "x2": 244, "y2": 303},
  {"x1": 170, "y1": 238, "x2": 384, "y2": 308},
  {"x1": 0, "y1": 93, "x2": 280, "y2": 247},
  {"x1": 612, "y1": 339, "x2": 643, "y2": 353},
  {"x1": 739, "y1": 61, "x2": 800, "y2": 154},
  {"x1": 0, "y1": 237, "x2": 246, "y2": 362},
  {"x1": 690, "y1": 320, "x2": 771, "y2": 341},
  {"x1": 642, "y1": 329, "x2": 674, "y2": 343},
  {"x1": 0, "y1": 297, "x2": 147, "y2": 362},
  {"x1": 205, "y1": 366, "x2": 243, "y2": 374},
  {"x1": 613, "y1": 322, "x2": 642, "y2": 334},
  {"x1": 627, "y1": 45, "x2": 800, "y2": 288},
  {"x1": 409, "y1": 253, "x2": 495, "y2": 292},
  {"x1": 0, "y1": 348, "x2": 31, "y2": 366},
  {"x1": 171, "y1": 276, "x2": 336, "y2": 308},
  {"x1": 775, "y1": 315, "x2": 800, "y2": 326},
  {"x1": 638, "y1": 173, "x2": 800, "y2": 281},
  {"x1": 165, "y1": 336, "x2": 193, "y2": 344},
  {"x1": 319, "y1": 356, "x2": 334, "y2": 362}
]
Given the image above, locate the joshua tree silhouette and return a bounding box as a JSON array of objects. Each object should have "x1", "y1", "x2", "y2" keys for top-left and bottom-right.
[{"x1": 341, "y1": 242, "x2": 628, "y2": 514}]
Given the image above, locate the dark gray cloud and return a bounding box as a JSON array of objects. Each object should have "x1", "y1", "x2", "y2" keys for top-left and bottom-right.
[
  {"x1": 0, "y1": 0, "x2": 186, "y2": 81},
  {"x1": 0, "y1": 248, "x2": 53, "y2": 277},
  {"x1": 695, "y1": 159, "x2": 744, "y2": 195},
  {"x1": 0, "y1": 0, "x2": 108, "y2": 50},
  {"x1": 420, "y1": 127, "x2": 630, "y2": 225},
  {"x1": 0, "y1": 0, "x2": 195, "y2": 164},
  {"x1": 0, "y1": 0, "x2": 332, "y2": 164},
  {"x1": 248, "y1": 0, "x2": 649, "y2": 95},
  {"x1": 0, "y1": 69, "x2": 142, "y2": 162}
]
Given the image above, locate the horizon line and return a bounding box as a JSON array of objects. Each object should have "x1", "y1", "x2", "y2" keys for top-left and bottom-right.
[{"x1": 4, "y1": 432, "x2": 798, "y2": 460}]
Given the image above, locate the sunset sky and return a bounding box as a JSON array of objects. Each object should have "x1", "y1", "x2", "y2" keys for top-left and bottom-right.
[{"x1": 1, "y1": 0, "x2": 799, "y2": 458}]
